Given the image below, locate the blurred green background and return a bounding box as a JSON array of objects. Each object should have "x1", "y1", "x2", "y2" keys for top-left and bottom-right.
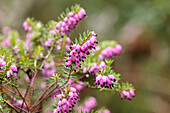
[{"x1": 0, "y1": 0, "x2": 170, "y2": 113}]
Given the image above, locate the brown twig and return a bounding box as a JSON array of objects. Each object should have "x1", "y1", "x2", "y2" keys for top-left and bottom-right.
[
  {"x1": 29, "y1": 69, "x2": 38, "y2": 106},
  {"x1": 30, "y1": 66, "x2": 72, "y2": 111},
  {"x1": 32, "y1": 83, "x2": 55, "y2": 108},
  {"x1": 20, "y1": 81, "x2": 31, "y2": 112},
  {"x1": 1, "y1": 85, "x2": 29, "y2": 101},
  {"x1": 12, "y1": 84, "x2": 29, "y2": 112},
  {"x1": 47, "y1": 73, "x2": 86, "y2": 97},
  {"x1": 3, "y1": 98, "x2": 27, "y2": 113}
]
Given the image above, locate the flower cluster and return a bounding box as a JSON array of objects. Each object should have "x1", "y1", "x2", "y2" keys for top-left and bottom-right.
[
  {"x1": 0, "y1": 57, "x2": 6, "y2": 69},
  {"x1": 0, "y1": 57, "x2": 18, "y2": 78},
  {"x1": 56, "y1": 8, "x2": 86, "y2": 37},
  {"x1": 54, "y1": 87, "x2": 79, "y2": 113},
  {"x1": 56, "y1": 38, "x2": 72, "y2": 51},
  {"x1": 24, "y1": 33, "x2": 33, "y2": 50},
  {"x1": 2, "y1": 26, "x2": 11, "y2": 35},
  {"x1": 83, "y1": 61, "x2": 105, "y2": 75},
  {"x1": 42, "y1": 61, "x2": 56, "y2": 77},
  {"x1": 65, "y1": 32, "x2": 97, "y2": 71},
  {"x1": 95, "y1": 74, "x2": 116, "y2": 88},
  {"x1": 0, "y1": 57, "x2": 17, "y2": 78},
  {"x1": 7, "y1": 63, "x2": 18, "y2": 78},
  {"x1": 44, "y1": 37, "x2": 72, "y2": 51},
  {"x1": 99, "y1": 44, "x2": 122, "y2": 60},
  {"x1": 23, "y1": 21, "x2": 32, "y2": 31},
  {"x1": 13, "y1": 45, "x2": 20, "y2": 55},
  {"x1": 75, "y1": 97, "x2": 97, "y2": 113},
  {"x1": 1, "y1": 36, "x2": 11, "y2": 47},
  {"x1": 120, "y1": 89, "x2": 135, "y2": 100},
  {"x1": 44, "y1": 38, "x2": 53, "y2": 47},
  {"x1": 49, "y1": 29, "x2": 57, "y2": 36}
]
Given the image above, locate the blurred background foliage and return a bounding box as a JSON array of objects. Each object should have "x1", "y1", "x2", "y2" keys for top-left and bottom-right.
[{"x1": 0, "y1": 0, "x2": 170, "y2": 113}]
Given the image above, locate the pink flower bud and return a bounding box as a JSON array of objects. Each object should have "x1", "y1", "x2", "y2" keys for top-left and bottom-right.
[
  {"x1": 129, "y1": 89, "x2": 135, "y2": 97},
  {"x1": 68, "y1": 11, "x2": 74, "y2": 17},
  {"x1": 66, "y1": 38, "x2": 72, "y2": 44},
  {"x1": 83, "y1": 67, "x2": 88, "y2": 73},
  {"x1": 10, "y1": 64, "x2": 17, "y2": 72}
]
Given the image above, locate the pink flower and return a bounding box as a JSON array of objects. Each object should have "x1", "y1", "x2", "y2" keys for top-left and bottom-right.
[
  {"x1": 10, "y1": 64, "x2": 17, "y2": 72},
  {"x1": 65, "y1": 32, "x2": 98, "y2": 71},
  {"x1": 49, "y1": 29, "x2": 56, "y2": 35},
  {"x1": 56, "y1": 8, "x2": 87, "y2": 37},
  {"x1": 95, "y1": 74, "x2": 116, "y2": 89},
  {"x1": 2, "y1": 26, "x2": 11, "y2": 34},
  {"x1": 99, "y1": 44, "x2": 122, "y2": 60},
  {"x1": 75, "y1": 97, "x2": 97, "y2": 113},
  {"x1": 45, "y1": 38, "x2": 53, "y2": 47},
  {"x1": 42, "y1": 61, "x2": 56, "y2": 77},
  {"x1": 66, "y1": 38, "x2": 72, "y2": 44},
  {"x1": 120, "y1": 89, "x2": 135, "y2": 100},
  {"x1": 54, "y1": 87, "x2": 79, "y2": 113},
  {"x1": 13, "y1": 45, "x2": 19, "y2": 54},
  {"x1": 23, "y1": 21, "x2": 32, "y2": 31}
]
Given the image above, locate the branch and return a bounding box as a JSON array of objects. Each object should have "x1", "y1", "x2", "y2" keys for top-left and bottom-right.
[
  {"x1": 30, "y1": 66, "x2": 72, "y2": 111},
  {"x1": 20, "y1": 81, "x2": 31, "y2": 112},
  {"x1": 1, "y1": 86, "x2": 29, "y2": 101},
  {"x1": 32, "y1": 83, "x2": 55, "y2": 108},
  {"x1": 48, "y1": 73, "x2": 86, "y2": 96},
  {"x1": 3, "y1": 98, "x2": 27, "y2": 113},
  {"x1": 29, "y1": 69, "x2": 38, "y2": 106},
  {"x1": 12, "y1": 84, "x2": 29, "y2": 111}
]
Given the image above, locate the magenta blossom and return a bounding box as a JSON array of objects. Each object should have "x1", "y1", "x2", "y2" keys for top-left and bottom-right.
[{"x1": 99, "y1": 44, "x2": 122, "y2": 60}]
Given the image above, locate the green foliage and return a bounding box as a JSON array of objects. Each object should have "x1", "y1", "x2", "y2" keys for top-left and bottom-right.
[
  {"x1": 0, "y1": 93, "x2": 10, "y2": 112},
  {"x1": 10, "y1": 31, "x2": 19, "y2": 47},
  {"x1": 100, "y1": 40, "x2": 117, "y2": 48},
  {"x1": 73, "y1": 31, "x2": 91, "y2": 45},
  {"x1": 44, "y1": 20, "x2": 58, "y2": 38},
  {"x1": 58, "y1": 4, "x2": 81, "y2": 21},
  {"x1": 19, "y1": 56, "x2": 34, "y2": 69},
  {"x1": 32, "y1": 45, "x2": 44, "y2": 60},
  {"x1": 105, "y1": 59, "x2": 114, "y2": 67},
  {"x1": 120, "y1": 82, "x2": 135, "y2": 91}
]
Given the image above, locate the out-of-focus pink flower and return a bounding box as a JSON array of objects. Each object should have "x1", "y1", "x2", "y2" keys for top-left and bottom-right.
[
  {"x1": 2, "y1": 26, "x2": 11, "y2": 34},
  {"x1": 13, "y1": 45, "x2": 19, "y2": 54},
  {"x1": 99, "y1": 44, "x2": 122, "y2": 60},
  {"x1": 83, "y1": 61, "x2": 105, "y2": 75},
  {"x1": 24, "y1": 33, "x2": 33, "y2": 50},
  {"x1": 1, "y1": 36, "x2": 11, "y2": 47},
  {"x1": 45, "y1": 38, "x2": 53, "y2": 47},
  {"x1": 36, "y1": 22, "x2": 41, "y2": 28},
  {"x1": 68, "y1": 79, "x2": 85, "y2": 91},
  {"x1": 49, "y1": 29, "x2": 56, "y2": 35},
  {"x1": 23, "y1": 21, "x2": 32, "y2": 31},
  {"x1": 75, "y1": 97, "x2": 97, "y2": 113},
  {"x1": 42, "y1": 61, "x2": 56, "y2": 77}
]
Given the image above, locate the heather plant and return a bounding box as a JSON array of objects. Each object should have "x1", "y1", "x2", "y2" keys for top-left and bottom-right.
[{"x1": 0, "y1": 4, "x2": 135, "y2": 113}]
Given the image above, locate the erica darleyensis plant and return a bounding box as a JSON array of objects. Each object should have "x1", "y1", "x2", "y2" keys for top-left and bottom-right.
[{"x1": 0, "y1": 4, "x2": 135, "y2": 113}]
